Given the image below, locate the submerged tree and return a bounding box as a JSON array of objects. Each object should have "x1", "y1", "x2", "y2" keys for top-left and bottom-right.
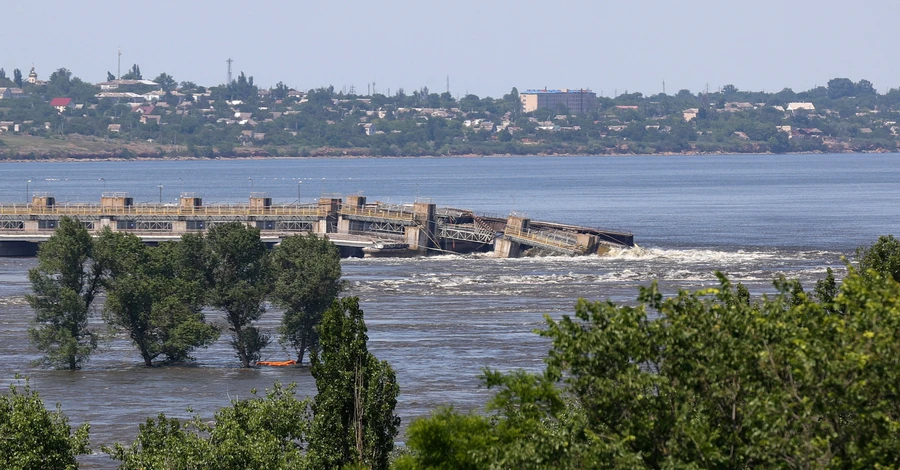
[
  {"x1": 96, "y1": 231, "x2": 218, "y2": 366},
  {"x1": 271, "y1": 233, "x2": 343, "y2": 364},
  {"x1": 205, "y1": 222, "x2": 271, "y2": 368},
  {"x1": 27, "y1": 216, "x2": 103, "y2": 370},
  {"x1": 0, "y1": 377, "x2": 91, "y2": 469},
  {"x1": 308, "y1": 297, "x2": 400, "y2": 470}
]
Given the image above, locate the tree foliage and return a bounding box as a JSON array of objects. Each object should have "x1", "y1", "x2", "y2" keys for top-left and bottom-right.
[
  {"x1": 271, "y1": 233, "x2": 344, "y2": 364},
  {"x1": 205, "y1": 222, "x2": 271, "y2": 367},
  {"x1": 96, "y1": 231, "x2": 218, "y2": 366},
  {"x1": 309, "y1": 297, "x2": 400, "y2": 470},
  {"x1": 106, "y1": 382, "x2": 310, "y2": 469},
  {"x1": 26, "y1": 216, "x2": 103, "y2": 370},
  {"x1": 0, "y1": 376, "x2": 90, "y2": 469},
  {"x1": 402, "y1": 263, "x2": 900, "y2": 468}
]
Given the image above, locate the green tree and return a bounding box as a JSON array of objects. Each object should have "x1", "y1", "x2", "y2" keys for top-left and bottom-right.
[
  {"x1": 106, "y1": 382, "x2": 310, "y2": 469},
  {"x1": 106, "y1": 71, "x2": 115, "y2": 81},
  {"x1": 271, "y1": 233, "x2": 344, "y2": 364},
  {"x1": 122, "y1": 64, "x2": 142, "y2": 80},
  {"x1": 308, "y1": 297, "x2": 400, "y2": 470},
  {"x1": 153, "y1": 72, "x2": 177, "y2": 92},
  {"x1": 827, "y1": 77, "x2": 856, "y2": 99},
  {"x1": 96, "y1": 231, "x2": 218, "y2": 366},
  {"x1": 403, "y1": 264, "x2": 900, "y2": 468},
  {"x1": 856, "y1": 234, "x2": 900, "y2": 282},
  {"x1": 27, "y1": 217, "x2": 103, "y2": 370},
  {"x1": 205, "y1": 222, "x2": 271, "y2": 368},
  {"x1": 0, "y1": 377, "x2": 90, "y2": 469},
  {"x1": 13, "y1": 68, "x2": 22, "y2": 87}
]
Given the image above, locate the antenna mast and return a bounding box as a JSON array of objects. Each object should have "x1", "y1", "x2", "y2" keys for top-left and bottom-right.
[
  {"x1": 226, "y1": 58, "x2": 233, "y2": 83},
  {"x1": 446, "y1": 75, "x2": 450, "y2": 94}
]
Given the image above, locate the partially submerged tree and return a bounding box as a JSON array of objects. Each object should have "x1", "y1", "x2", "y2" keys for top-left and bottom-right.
[
  {"x1": 205, "y1": 222, "x2": 271, "y2": 368},
  {"x1": 308, "y1": 297, "x2": 400, "y2": 470},
  {"x1": 271, "y1": 233, "x2": 343, "y2": 364},
  {"x1": 96, "y1": 231, "x2": 218, "y2": 366},
  {"x1": 27, "y1": 216, "x2": 103, "y2": 370},
  {"x1": 0, "y1": 376, "x2": 90, "y2": 469}
]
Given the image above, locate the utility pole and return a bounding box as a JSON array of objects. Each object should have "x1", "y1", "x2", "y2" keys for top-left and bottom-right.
[
  {"x1": 226, "y1": 58, "x2": 233, "y2": 84},
  {"x1": 158, "y1": 184, "x2": 163, "y2": 204}
]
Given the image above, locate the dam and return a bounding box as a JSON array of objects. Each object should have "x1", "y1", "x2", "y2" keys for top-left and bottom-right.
[{"x1": 0, "y1": 192, "x2": 634, "y2": 257}]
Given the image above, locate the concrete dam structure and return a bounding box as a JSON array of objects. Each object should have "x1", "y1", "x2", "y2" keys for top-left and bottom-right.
[{"x1": 0, "y1": 192, "x2": 634, "y2": 258}]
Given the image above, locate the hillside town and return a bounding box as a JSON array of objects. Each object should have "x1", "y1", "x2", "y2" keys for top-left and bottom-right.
[{"x1": 0, "y1": 65, "x2": 898, "y2": 159}]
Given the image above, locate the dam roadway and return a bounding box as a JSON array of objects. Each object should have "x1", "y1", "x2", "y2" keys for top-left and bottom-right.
[{"x1": 0, "y1": 192, "x2": 634, "y2": 257}]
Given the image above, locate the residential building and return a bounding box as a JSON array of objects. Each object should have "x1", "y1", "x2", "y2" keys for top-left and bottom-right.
[
  {"x1": 49, "y1": 97, "x2": 73, "y2": 113},
  {"x1": 0, "y1": 88, "x2": 10, "y2": 100},
  {"x1": 520, "y1": 88, "x2": 597, "y2": 114}
]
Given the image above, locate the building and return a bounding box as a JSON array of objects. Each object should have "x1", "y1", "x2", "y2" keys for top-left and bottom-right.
[
  {"x1": 49, "y1": 97, "x2": 73, "y2": 113},
  {"x1": 520, "y1": 88, "x2": 597, "y2": 114},
  {"x1": 27, "y1": 66, "x2": 38, "y2": 84}
]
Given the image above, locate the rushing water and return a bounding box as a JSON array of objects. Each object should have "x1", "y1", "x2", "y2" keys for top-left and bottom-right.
[{"x1": 1, "y1": 153, "x2": 898, "y2": 467}]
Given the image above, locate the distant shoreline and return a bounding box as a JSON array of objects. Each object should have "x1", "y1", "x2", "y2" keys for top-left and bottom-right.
[{"x1": 2, "y1": 148, "x2": 897, "y2": 164}]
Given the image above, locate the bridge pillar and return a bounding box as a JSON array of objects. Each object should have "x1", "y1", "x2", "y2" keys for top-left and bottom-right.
[
  {"x1": 405, "y1": 202, "x2": 436, "y2": 253},
  {"x1": 494, "y1": 214, "x2": 529, "y2": 258},
  {"x1": 338, "y1": 195, "x2": 366, "y2": 234},
  {"x1": 317, "y1": 197, "x2": 341, "y2": 235},
  {"x1": 23, "y1": 220, "x2": 39, "y2": 233},
  {"x1": 576, "y1": 233, "x2": 599, "y2": 254},
  {"x1": 494, "y1": 237, "x2": 521, "y2": 258}
]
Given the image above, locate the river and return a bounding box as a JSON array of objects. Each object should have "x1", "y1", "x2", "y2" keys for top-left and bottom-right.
[{"x1": 1, "y1": 153, "x2": 898, "y2": 467}]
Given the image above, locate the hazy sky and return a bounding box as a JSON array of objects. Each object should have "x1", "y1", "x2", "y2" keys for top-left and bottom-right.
[{"x1": 6, "y1": 0, "x2": 898, "y2": 98}]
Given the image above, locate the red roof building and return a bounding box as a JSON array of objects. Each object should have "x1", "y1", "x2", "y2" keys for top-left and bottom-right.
[{"x1": 50, "y1": 97, "x2": 73, "y2": 112}]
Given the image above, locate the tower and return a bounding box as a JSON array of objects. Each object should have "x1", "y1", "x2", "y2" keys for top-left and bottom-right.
[
  {"x1": 27, "y1": 65, "x2": 37, "y2": 84},
  {"x1": 117, "y1": 47, "x2": 121, "y2": 79},
  {"x1": 226, "y1": 58, "x2": 233, "y2": 83}
]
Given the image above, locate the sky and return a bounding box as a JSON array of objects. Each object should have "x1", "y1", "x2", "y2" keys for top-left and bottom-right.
[{"x1": 5, "y1": 0, "x2": 899, "y2": 98}]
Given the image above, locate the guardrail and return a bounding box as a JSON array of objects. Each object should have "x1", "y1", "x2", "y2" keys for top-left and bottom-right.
[
  {"x1": 0, "y1": 204, "x2": 325, "y2": 217},
  {"x1": 339, "y1": 205, "x2": 416, "y2": 222}
]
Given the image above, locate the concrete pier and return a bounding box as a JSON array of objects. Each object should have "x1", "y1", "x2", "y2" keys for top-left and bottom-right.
[{"x1": 0, "y1": 192, "x2": 634, "y2": 258}]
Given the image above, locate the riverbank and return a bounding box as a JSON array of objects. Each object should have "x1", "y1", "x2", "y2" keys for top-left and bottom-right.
[{"x1": 1, "y1": 133, "x2": 896, "y2": 163}]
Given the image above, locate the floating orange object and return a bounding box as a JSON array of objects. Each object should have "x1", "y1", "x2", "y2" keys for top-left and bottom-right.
[{"x1": 257, "y1": 360, "x2": 297, "y2": 367}]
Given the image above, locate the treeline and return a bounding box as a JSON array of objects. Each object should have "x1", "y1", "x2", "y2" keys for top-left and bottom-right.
[
  {"x1": 2, "y1": 66, "x2": 899, "y2": 159},
  {"x1": 27, "y1": 217, "x2": 343, "y2": 369},
  {"x1": 7, "y1": 235, "x2": 900, "y2": 468}
]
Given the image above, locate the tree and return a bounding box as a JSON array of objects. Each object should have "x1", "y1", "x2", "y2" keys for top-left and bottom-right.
[
  {"x1": 402, "y1": 264, "x2": 900, "y2": 468},
  {"x1": 722, "y1": 84, "x2": 738, "y2": 95},
  {"x1": 13, "y1": 68, "x2": 22, "y2": 87},
  {"x1": 106, "y1": 382, "x2": 310, "y2": 469},
  {"x1": 0, "y1": 377, "x2": 90, "y2": 469},
  {"x1": 271, "y1": 234, "x2": 343, "y2": 364},
  {"x1": 856, "y1": 234, "x2": 900, "y2": 282},
  {"x1": 106, "y1": 71, "x2": 115, "y2": 82},
  {"x1": 827, "y1": 77, "x2": 856, "y2": 99},
  {"x1": 122, "y1": 64, "x2": 142, "y2": 80},
  {"x1": 27, "y1": 217, "x2": 103, "y2": 370},
  {"x1": 205, "y1": 222, "x2": 271, "y2": 368},
  {"x1": 308, "y1": 297, "x2": 400, "y2": 470},
  {"x1": 96, "y1": 231, "x2": 218, "y2": 366},
  {"x1": 153, "y1": 72, "x2": 177, "y2": 92}
]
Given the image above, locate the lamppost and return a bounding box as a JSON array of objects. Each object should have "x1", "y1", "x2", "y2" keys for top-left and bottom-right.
[
  {"x1": 249, "y1": 177, "x2": 253, "y2": 192},
  {"x1": 178, "y1": 177, "x2": 184, "y2": 196},
  {"x1": 158, "y1": 184, "x2": 164, "y2": 204},
  {"x1": 26, "y1": 178, "x2": 31, "y2": 203},
  {"x1": 99, "y1": 177, "x2": 106, "y2": 192},
  {"x1": 297, "y1": 180, "x2": 302, "y2": 206}
]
